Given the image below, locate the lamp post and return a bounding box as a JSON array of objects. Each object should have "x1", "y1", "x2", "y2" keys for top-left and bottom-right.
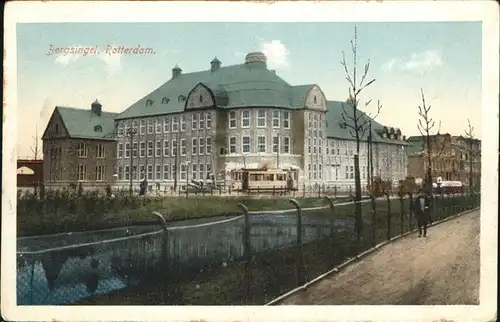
[{"x1": 126, "y1": 128, "x2": 137, "y2": 196}]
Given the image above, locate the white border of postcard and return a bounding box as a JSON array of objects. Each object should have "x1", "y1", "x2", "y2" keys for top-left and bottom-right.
[{"x1": 3, "y1": 1, "x2": 499, "y2": 321}]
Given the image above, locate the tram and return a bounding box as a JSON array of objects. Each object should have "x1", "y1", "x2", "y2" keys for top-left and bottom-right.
[{"x1": 230, "y1": 166, "x2": 299, "y2": 192}]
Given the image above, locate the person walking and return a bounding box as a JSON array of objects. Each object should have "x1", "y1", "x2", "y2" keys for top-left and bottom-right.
[{"x1": 414, "y1": 189, "x2": 430, "y2": 237}]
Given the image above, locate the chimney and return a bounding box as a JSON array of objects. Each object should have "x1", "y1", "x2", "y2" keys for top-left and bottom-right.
[
  {"x1": 172, "y1": 65, "x2": 182, "y2": 79},
  {"x1": 91, "y1": 99, "x2": 102, "y2": 116},
  {"x1": 210, "y1": 57, "x2": 221, "y2": 72}
]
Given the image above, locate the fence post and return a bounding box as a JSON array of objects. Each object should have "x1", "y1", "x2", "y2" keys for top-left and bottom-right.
[
  {"x1": 386, "y1": 194, "x2": 391, "y2": 240},
  {"x1": 238, "y1": 203, "x2": 251, "y2": 305},
  {"x1": 399, "y1": 193, "x2": 404, "y2": 235},
  {"x1": 151, "y1": 211, "x2": 170, "y2": 301},
  {"x1": 324, "y1": 196, "x2": 335, "y2": 240},
  {"x1": 289, "y1": 198, "x2": 304, "y2": 286}
]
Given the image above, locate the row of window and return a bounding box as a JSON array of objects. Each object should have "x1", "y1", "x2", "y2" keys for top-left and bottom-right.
[
  {"x1": 314, "y1": 164, "x2": 370, "y2": 181},
  {"x1": 228, "y1": 110, "x2": 291, "y2": 129},
  {"x1": 117, "y1": 163, "x2": 212, "y2": 181},
  {"x1": 77, "y1": 165, "x2": 106, "y2": 181},
  {"x1": 117, "y1": 112, "x2": 213, "y2": 137},
  {"x1": 117, "y1": 137, "x2": 213, "y2": 158},
  {"x1": 76, "y1": 143, "x2": 106, "y2": 158},
  {"x1": 228, "y1": 136, "x2": 291, "y2": 154},
  {"x1": 308, "y1": 112, "x2": 325, "y2": 130}
]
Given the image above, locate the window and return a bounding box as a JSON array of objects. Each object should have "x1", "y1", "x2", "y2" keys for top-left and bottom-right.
[
  {"x1": 242, "y1": 136, "x2": 250, "y2": 153},
  {"x1": 308, "y1": 138, "x2": 311, "y2": 154},
  {"x1": 124, "y1": 122, "x2": 130, "y2": 135},
  {"x1": 146, "y1": 99, "x2": 153, "y2": 107},
  {"x1": 199, "y1": 164, "x2": 205, "y2": 180},
  {"x1": 206, "y1": 137, "x2": 212, "y2": 154},
  {"x1": 318, "y1": 164, "x2": 322, "y2": 179},
  {"x1": 192, "y1": 164, "x2": 197, "y2": 180},
  {"x1": 207, "y1": 163, "x2": 212, "y2": 176},
  {"x1": 199, "y1": 112, "x2": 205, "y2": 129},
  {"x1": 172, "y1": 140, "x2": 177, "y2": 156},
  {"x1": 139, "y1": 165, "x2": 145, "y2": 180},
  {"x1": 319, "y1": 139, "x2": 322, "y2": 154},
  {"x1": 180, "y1": 115, "x2": 186, "y2": 131},
  {"x1": 189, "y1": 138, "x2": 196, "y2": 155},
  {"x1": 139, "y1": 120, "x2": 146, "y2": 135},
  {"x1": 257, "y1": 110, "x2": 266, "y2": 127},
  {"x1": 172, "y1": 117, "x2": 178, "y2": 132},
  {"x1": 206, "y1": 113, "x2": 212, "y2": 129},
  {"x1": 147, "y1": 141, "x2": 153, "y2": 157},
  {"x1": 77, "y1": 143, "x2": 87, "y2": 158},
  {"x1": 163, "y1": 140, "x2": 169, "y2": 156},
  {"x1": 147, "y1": 120, "x2": 154, "y2": 134},
  {"x1": 313, "y1": 138, "x2": 317, "y2": 154},
  {"x1": 242, "y1": 110, "x2": 250, "y2": 128},
  {"x1": 124, "y1": 165, "x2": 130, "y2": 180},
  {"x1": 94, "y1": 125, "x2": 102, "y2": 132},
  {"x1": 229, "y1": 111, "x2": 236, "y2": 128},
  {"x1": 139, "y1": 142, "x2": 146, "y2": 158},
  {"x1": 345, "y1": 166, "x2": 349, "y2": 179},
  {"x1": 257, "y1": 136, "x2": 266, "y2": 153},
  {"x1": 350, "y1": 166, "x2": 354, "y2": 179},
  {"x1": 117, "y1": 124, "x2": 124, "y2": 137},
  {"x1": 163, "y1": 118, "x2": 170, "y2": 133},
  {"x1": 283, "y1": 111, "x2": 290, "y2": 129},
  {"x1": 284, "y1": 137, "x2": 290, "y2": 153},
  {"x1": 163, "y1": 164, "x2": 170, "y2": 180},
  {"x1": 95, "y1": 144, "x2": 105, "y2": 158},
  {"x1": 132, "y1": 142, "x2": 138, "y2": 158},
  {"x1": 132, "y1": 165, "x2": 138, "y2": 180},
  {"x1": 229, "y1": 137, "x2": 237, "y2": 153},
  {"x1": 117, "y1": 166, "x2": 123, "y2": 180},
  {"x1": 155, "y1": 140, "x2": 161, "y2": 157},
  {"x1": 272, "y1": 136, "x2": 279, "y2": 153},
  {"x1": 308, "y1": 164, "x2": 312, "y2": 180},
  {"x1": 155, "y1": 165, "x2": 161, "y2": 180},
  {"x1": 180, "y1": 164, "x2": 187, "y2": 180},
  {"x1": 147, "y1": 165, "x2": 153, "y2": 180},
  {"x1": 192, "y1": 113, "x2": 198, "y2": 130},
  {"x1": 313, "y1": 164, "x2": 317, "y2": 180},
  {"x1": 199, "y1": 138, "x2": 204, "y2": 155},
  {"x1": 180, "y1": 139, "x2": 186, "y2": 156},
  {"x1": 272, "y1": 111, "x2": 280, "y2": 128},
  {"x1": 77, "y1": 164, "x2": 87, "y2": 181},
  {"x1": 125, "y1": 143, "x2": 130, "y2": 158},
  {"x1": 162, "y1": 97, "x2": 170, "y2": 104},
  {"x1": 155, "y1": 120, "x2": 162, "y2": 134}
]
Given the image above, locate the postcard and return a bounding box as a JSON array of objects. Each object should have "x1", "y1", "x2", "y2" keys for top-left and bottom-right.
[{"x1": 2, "y1": 1, "x2": 498, "y2": 321}]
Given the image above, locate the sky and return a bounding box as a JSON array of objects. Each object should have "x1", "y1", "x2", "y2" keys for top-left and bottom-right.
[{"x1": 16, "y1": 21, "x2": 482, "y2": 158}]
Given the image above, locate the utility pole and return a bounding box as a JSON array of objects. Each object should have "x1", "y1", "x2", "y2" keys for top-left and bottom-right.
[{"x1": 127, "y1": 127, "x2": 137, "y2": 196}]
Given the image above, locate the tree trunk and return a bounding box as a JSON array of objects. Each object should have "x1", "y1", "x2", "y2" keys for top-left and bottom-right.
[{"x1": 354, "y1": 154, "x2": 363, "y2": 240}]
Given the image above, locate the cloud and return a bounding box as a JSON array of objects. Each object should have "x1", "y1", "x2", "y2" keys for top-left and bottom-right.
[
  {"x1": 53, "y1": 44, "x2": 122, "y2": 76},
  {"x1": 55, "y1": 54, "x2": 81, "y2": 66},
  {"x1": 382, "y1": 50, "x2": 443, "y2": 74},
  {"x1": 259, "y1": 40, "x2": 290, "y2": 68},
  {"x1": 98, "y1": 52, "x2": 122, "y2": 77}
]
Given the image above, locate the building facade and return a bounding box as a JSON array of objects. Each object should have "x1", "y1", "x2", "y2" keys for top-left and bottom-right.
[
  {"x1": 114, "y1": 52, "x2": 408, "y2": 192},
  {"x1": 406, "y1": 134, "x2": 481, "y2": 188},
  {"x1": 42, "y1": 100, "x2": 118, "y2": 189}
]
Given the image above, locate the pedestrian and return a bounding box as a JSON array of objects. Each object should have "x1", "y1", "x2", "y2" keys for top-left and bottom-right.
[{"x1": 414, "y1": 189, "x2": 430, "y2": 237}]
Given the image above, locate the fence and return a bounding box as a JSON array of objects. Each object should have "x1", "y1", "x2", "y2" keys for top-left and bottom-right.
[{"x1": 16, "y1": 192, "x2": 480, "y2": 305}]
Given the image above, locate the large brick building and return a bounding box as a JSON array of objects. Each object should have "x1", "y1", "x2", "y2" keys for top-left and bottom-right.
[
  {"x1": 42, "y1": 100, "x2": 118, "y2": 189},
  {"x1": 406, "y1": 134, "x2": 481, "y2": 189},
  {"x1": 113, "y1": 52, "x2": 408, "y2": 192}
]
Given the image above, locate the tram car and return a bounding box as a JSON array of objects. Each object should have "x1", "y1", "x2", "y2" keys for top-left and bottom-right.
[
  {"x1": 230, "y1": 167, "x2": 299, "y2": 192},
  {"x1": 413, "y1": 177, "x2": 464, "y2": 195}
]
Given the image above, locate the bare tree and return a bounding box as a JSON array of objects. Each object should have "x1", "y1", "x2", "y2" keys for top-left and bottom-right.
[
  {"x1": 340, "y1": 25, "x2": 382, "y2": 241},
  {"x1": 463, "y1": 119, "x2": 476, "y2": 192},
  {"x1": 30, "y1": 126, "x2": 42, "y2": 196},
  {"x1": 416, "y1": 88, "x2": 448, "y2": 194}
]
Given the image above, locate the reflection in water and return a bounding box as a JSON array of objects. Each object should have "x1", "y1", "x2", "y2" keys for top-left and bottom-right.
[{"x1": 17, "y1": 213, "x2": 354, "y2": 305}]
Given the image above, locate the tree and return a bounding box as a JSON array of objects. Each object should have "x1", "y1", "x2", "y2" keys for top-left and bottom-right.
[
  {"x1": 340, "y1": 25, "x2": 382, "y2": 241},
  {"x1": 30, "y1": 126, "x2": 42, "y2": 196},
  {"x1": 416, "y1": 88, "x2": 448, "y2": 195},
  {"x1": 463, "y1": 119, "x2": 476, "y2": 192}
]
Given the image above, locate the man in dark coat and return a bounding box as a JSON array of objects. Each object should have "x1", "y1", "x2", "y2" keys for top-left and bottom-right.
[{"x1": 414, "y1": 189, "x2": 430, "y2": 237}]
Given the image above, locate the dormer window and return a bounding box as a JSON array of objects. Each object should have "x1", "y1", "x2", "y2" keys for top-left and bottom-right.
[
  {"x1": 161, "y1": 97, "x2": 170, "y2": 104},
  {"x1": 146, "y1": 99, "x2": 153, "y2": 107},
  {"x1": 313, "y1": 96, "x2": 317, "y2": 104},
  {"x1": 94, "y1": 125, "x2": 103, "y2": 132},
  {"x1": 178, "y1": 95, "x2": 186, "y2": 102},
  {"x1": 199, "y1": 94, "x2": 203, "y2": 103}
]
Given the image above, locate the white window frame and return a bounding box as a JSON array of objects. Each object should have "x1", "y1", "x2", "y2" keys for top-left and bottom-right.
[
  {"x1": 163, "y1": 140, "x2": 169, "y2": 156},
  {"x1": 155, "y1": 119, "x2": 162, "y2": 134},
  {"x1": 117, "y1": 166, "x2": 123, "y2": 180},
  {"x1": 284, "y1": 111, "x2": 290, "y2": 129},
  {"x1": 198, "y1": 138, "x2": 204, "y2": 156},
  {"x1": 206, "y1": 113, "x2": 212, "y2": 129},
  {"x1": 229, "y1": 111, "x2": 236, "y2": 129},
  {"x1": 139, "y1": 165, "x2": 145, "y2": 180},
  {"x1": 163, "y1": 117, "x2": 170, "y2": 133},
  {"x1": 132, "y1": 141, "x2": 138, "y2": 158},
  {"x1": 96, "y1": 144, "x2": 105, "y2": 159},
  {"x1": 117, "y1": 143, "x2": 123, "y2": 158},
  {"x1": 147, "y1": 164, "x2": 153, "y2": 180},
  {"x1": 117, "y1": 124, "x2": 124, "y2": 137},
  {"x1": 124, "y1": 165, "x2": 130, "y2": 181},
  {"x1": 192, "y1": 113, "x2": 198, "y2": 130},
  {"x1": 229, "y1": 137, "x2": 237, "y2": 154},
  {"x1": 241, "y1": 110, "x2": 250, "y2": 128},
  {"x1": 132, "y1": 165, "x2": 138, "y2": 180},
  {"x1": 198, "y1": 112, "x2": 205, "y2": 130},
  {"x1": 155, "y1": 165, "x2": 161, "y2": 180},
  {"x1": 180, "y1": 164, "x2": 187, "y2": 180},
  {"x1": 284, "y1": 137, "x2": 290, "y2": 154},
  {"x1": 180, "y1": 115, "x2": 186, "y2": 131},
  {"x1": 180, "y1": 139, "x2": 186, "y2": 156},
  {"x1": 257, "y1": 136, "x2": 266, "y2": 153},
  {"x1": 313, "y1": 164, "x2": 317, "y2": 180},
  {"x1": 272, "y1": 136, "x2": 279, "y2": 153},
  {"x1": 192, "y1": 164, "x2": 197, "y2": 180},
  {"x1": 139, "y1": 120, "x2": 146, "y2": 135},
  {"x1": 77, "y1": 164, "x2": 87, "y2": 181},
  {"x1": 139, "y1": 141, "x2": 145, "y2": 158},
  {"x1": 199, "y1": 164, "x2": 205, "y2": 180},
  {"x1": 206, "y1": 137, "x2": 212, "y2": 154},
  {"x1": 77, "y1": 143, "x2": 88, "y2": 158},
  {"x1": 318, "y1": 164, "x2": 322, "y2": 179},
  {"x1": 155, "y1": 140, "x2": 162, "y2": 157},
  {"x1": 124, "y1": 143, "x2": 131, "y2": 158},
  {"x1": 257, "y1": 110, "x2": 266, "y2": 128},
  {"x1": 172, "y1": 116, "x2": 179, "y2": 132},
  {"x1": 163, "y1": 164, "x2": 170, "y2": 180},
  {"x1": 192, "y1": 138, "x2": 197, "y2": 155},
  {"x1": 172, "y1": 139, "x2": 177, "y2": 156},
  {"x1": 272, "y1": 110, "x2": 280, "y2": 128},
  {"x1": 147, "y1": 141, "x2": 153, "y2": 157},
  {"x1": 147, "y1": 120, "x2": 154, "y2": 134},
  {"x1": 242, "y1": 136, "x2": 250, "y2": 154}
]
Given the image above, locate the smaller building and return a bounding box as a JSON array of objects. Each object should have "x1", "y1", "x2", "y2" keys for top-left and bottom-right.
[
  {"x1": 17, "y1": 159, "x2": 43, "y2": 188},
  {"x1": 42, "y1": 100, "x2": 118, "y2": 190},
  {"x1": 406, "y1": 134, "x2": 481, "y2": 188}
]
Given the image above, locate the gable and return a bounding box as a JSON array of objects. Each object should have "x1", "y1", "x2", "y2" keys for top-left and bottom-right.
[
  {"x1": 186, "y1": 83, "x2": 215, "y2": 109},
  {"x1": 41, "y1": 109, "x2": 70, "y2": 140},
  {"x1": 305, "y1": 85, "x2": 327, "y2": 111}
]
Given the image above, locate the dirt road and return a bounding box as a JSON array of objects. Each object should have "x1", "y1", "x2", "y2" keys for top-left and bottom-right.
[{"x1": 280, "y1": 210, "x2": 480, "y2": 305}]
